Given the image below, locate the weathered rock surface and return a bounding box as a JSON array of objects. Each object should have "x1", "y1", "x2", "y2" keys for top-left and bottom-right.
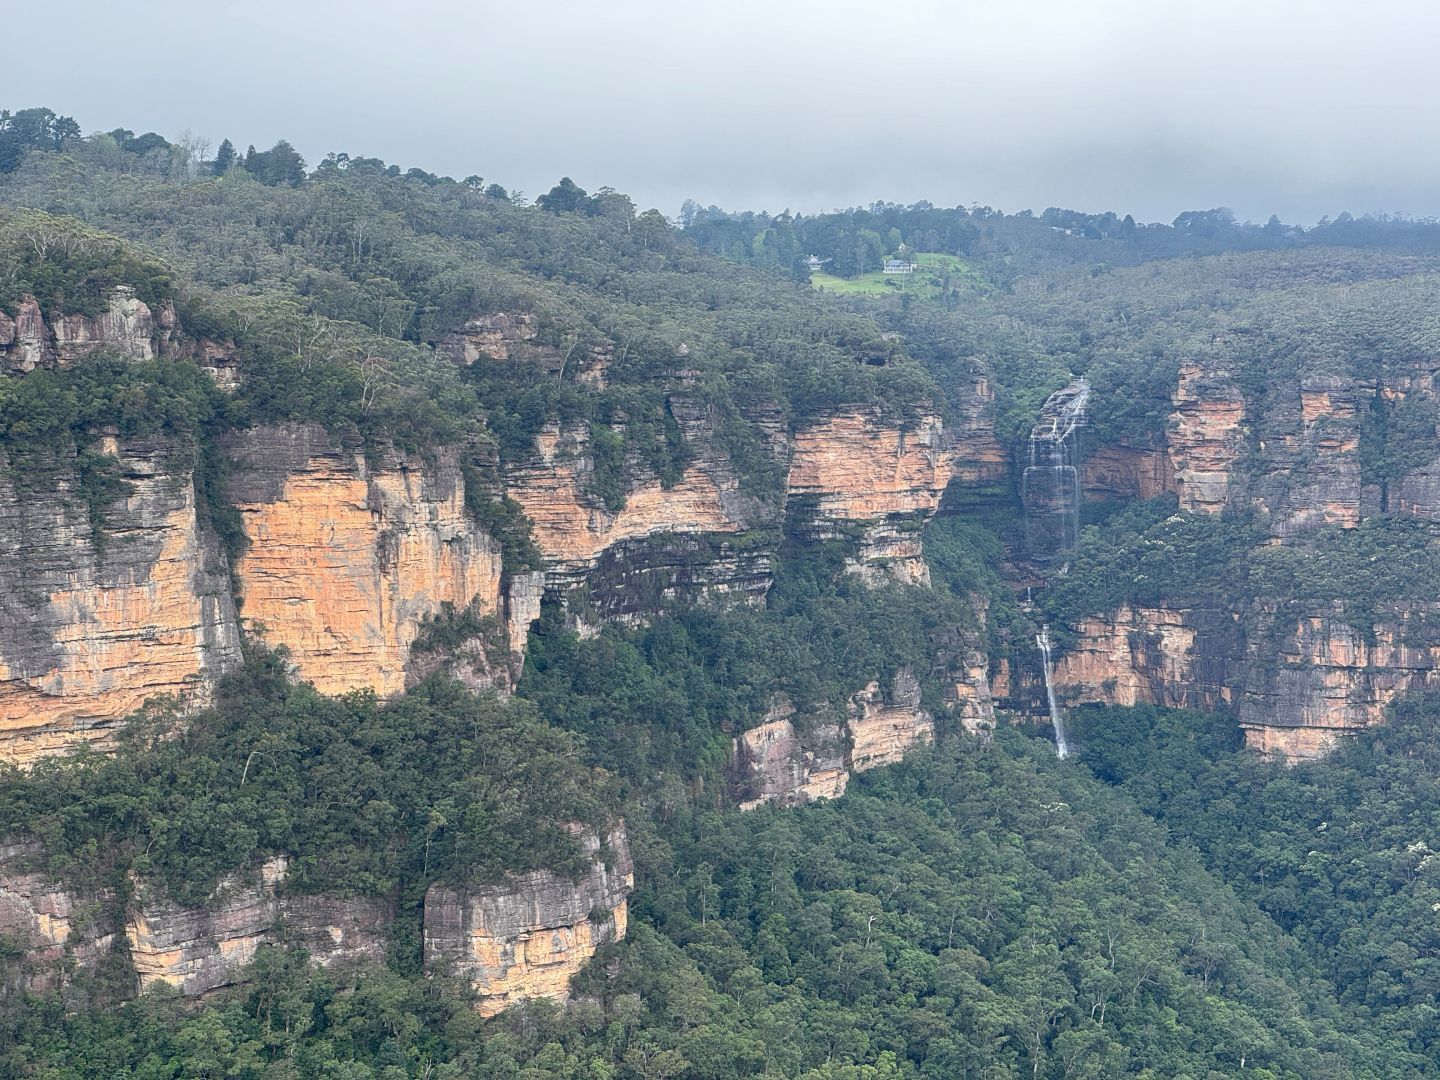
[
  {"x1": 0, "y1": 841, "x2": 119, "y2": 993},
  {"x1": 0, "y1": 290, "x2": 162, "y2": 374},
  {"x1": 848, "y1": 668, "x2": 936, "y2": 772},
  {"x1": 424, "y1": 825, "x2": 633, "y2": 1015},
  {"x1": 1047, "y1": 598, "x2": 1440, "y2": 764},
  {"x1": 787, "y1": 407, "x2": 955, "y2": 583},
  {"x1": 436, "y1": 313, "x2": 611, "y2": 386},
  {"x1": 0, "y1": 437, "x2": 242, "y2": 766},
  {"x1": 1167, "y1": 362, "x2": 1247, "y2": 514},
  {"x1": 127, "y1": 857, "x2": 391, "y2": 995},
  {"x1": 227, "y1": 423, "x2": 503, "y2": 696},
  {"x1": 1082, "y1": 439, "x2": 1175, "y2": 502},
  {"x1": 733, "y1": 667, "x2": 948, "y2": 809},
  {"x1": 1052, "y1": 605, "x2": 1236, "y2": 713},
  {"x1": 733, "y1": 699, "x2": 849, "y2": 811}
]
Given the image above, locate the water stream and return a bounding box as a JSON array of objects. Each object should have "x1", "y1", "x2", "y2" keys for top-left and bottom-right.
[
  {"x1": 1021, "y1": 379, "x2": 1089, "y2": 560},
  {"x1": 1036, "y1": 625, "x2": 1071, "y2": 759}
]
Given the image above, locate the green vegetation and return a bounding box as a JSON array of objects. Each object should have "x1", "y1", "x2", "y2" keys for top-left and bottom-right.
[
  {"x1": 13, "y1": 105, "x2": 1440, "y2": 1078},
  {"x1": 0, "y1": 653, "x2": 612, "y2": 908},
  {"x1": 1074, "y1": 697, "x2": 1440, "y2": 1065}
]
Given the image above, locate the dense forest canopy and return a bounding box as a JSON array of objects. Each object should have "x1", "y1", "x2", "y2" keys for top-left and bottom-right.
[{"x1": 6, "y1": 104, "x2": 1440, "y2": 1078}]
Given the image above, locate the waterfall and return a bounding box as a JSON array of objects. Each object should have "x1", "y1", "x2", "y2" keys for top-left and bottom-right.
[
  {"x1": 1022, "y1": 379, "x2": 1089, "y2": 560},
  {"x1": 1036, "y1": 625, "x2": 1071, "y2": 759}
]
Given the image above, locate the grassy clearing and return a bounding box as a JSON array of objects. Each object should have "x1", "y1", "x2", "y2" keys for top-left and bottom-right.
[{"x1": 809, "y1": 252, "x2": 989, "y2": 303}]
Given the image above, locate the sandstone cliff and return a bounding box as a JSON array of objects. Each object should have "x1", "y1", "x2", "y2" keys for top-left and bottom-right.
[
  {"x1": 126, "y1": 857, "x2": 391, "y2": 995},
  {"x1": 423, "y1": 825, "x2": 634, "y2": 1016},
  {"x1": 227, "y1": 423, "x2": 503, "y2": 696},
  {"x1": 0, "y1": 436, "x2": 242, "y2": 766},
  {"x1": 1042, "y1": 598, "x2": 1440, "y2": 764},
  {"x1": 0, "y1": 290, "x2": 159, "y2": 373},
  {"x1": 1167, "y1": 362, "x2": 1246, "y2": 515},
  {"x1": 786, "y1": 407, "x2": 955, "y2": 584},
  {"x1": 732, "y1": 667, "x2": 959, "y2": 810}
]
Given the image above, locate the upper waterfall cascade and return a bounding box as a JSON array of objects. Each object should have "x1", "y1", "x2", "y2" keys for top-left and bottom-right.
[{"x1": 1022, "y1": 379, "x2": 1090, "y2": 561}]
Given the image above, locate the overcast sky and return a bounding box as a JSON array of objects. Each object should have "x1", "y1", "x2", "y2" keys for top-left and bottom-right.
[{"x1": 13, "y1": 0, "x2": 1440, "y2": 225}]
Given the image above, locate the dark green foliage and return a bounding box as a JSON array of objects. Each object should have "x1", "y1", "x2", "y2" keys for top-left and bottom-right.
[
  {"x1": 6, "y1": 735, "x2": 1419, "y2": 1077},
  {"x1": 1072, "y1": 697, "x2": 1440, "y2": 1064},
  {"x1": 0, "y1": 350, "x2": 226, "y2": 544},
  {"x1": 0, "y1": 656, "x2": 612, "y2": 907},
  {"x1": 0, "y1": 107, "x2": 79, "y2": 173},
  {"x1": 0, "y1": 211, "x2": 174, "y2": 318},
  {"x1": 1046, "y1": 501, "x2": 1440, "y2": 640},
  {"x1": 241, "y1": 140, "x2": 306, "y2": 186},
  {"x1": 211, "y1": 138, "x2": 236, "y2": 176}
]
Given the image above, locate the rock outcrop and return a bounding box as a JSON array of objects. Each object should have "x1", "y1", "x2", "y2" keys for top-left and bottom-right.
[
  {"x1": 733, "y1": 668, "x2": 945, "y2": 810},
  {"x1": 505, "y1": 416, "x2": 774, "y2": 622},
  {"x1": 0, "y1": 290, "x2": 160, "y2": 374},
  {"x1": 0, "y1": 436, "x2": 242, "y2": 766},
  {"x1": 1167, "y1": 363, "x2": 1246, "y2": 514},
  {"x1": 0, "y1": 841, "x2": 119, "y2": 994},
  {"x1": 1082, "y1": 439, "x2": 1175, "y2": 502},
  {"x1": 127, "y1": 857, "x2": 391, "y2": 996},
  {"x1": 1044, "y1": 598, "x2": 1440, "y2": 764},
  {"x1": 227, "y1": 424, "x2": 503, "y2": 696},
  {"x1": 787, "y1": 407, "x2": 954, "y2": 583},
  {"x1": 733, "y1": 699, "x2": 849, "y2": 811},
  {"x1": 423, "y1": 825, "x2": 633, "y2": 1015}
]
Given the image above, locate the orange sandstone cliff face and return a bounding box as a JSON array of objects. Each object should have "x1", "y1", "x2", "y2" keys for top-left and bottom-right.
[
  {"x1": 227, "y1": 424, "x2": 503, "y2": 696},
  {"x1": 1043, "y1": 598, "x2": 1440, "y2": 764},
  {"x1": 1167, "y1": 363, "x2": 1246, "y2": 515},
  {"x1": 423, "y1": 826, "x2": 634, "y2": 1016},
  {"x1": 787, "y1": 408, "x2": 955, "y2": 583},
  {"x1": 0, "y1": 437, "x2": 242, "y2": 766}
]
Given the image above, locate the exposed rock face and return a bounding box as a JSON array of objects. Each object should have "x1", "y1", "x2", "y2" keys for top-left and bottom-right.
[
  {"x1": 1048, "y1": 599, "x2": 1440, "y2": 764},
  {"x1": 436, "y1": 313, "x2": 610, "y2": 386},
  {"x1": 227, "y1": 424, "x2": 503, "y2": 696},
  {"x1": 1083, "y1": 439, "x2": 1175, "y2": 502},
  {"x1": 0, "y1": 841, "x2": 118, "y2": 993},
  {"x1": 423, "y1": 825, "x2": 633, "y2": 1016},
  {"x1": 733, "y1": 699, "x2": 848, "y2": 811},
  {"x1": 127, "y1": 857, "x2": 391, "y2": 996},
  {"x1": 1052, "y1": 606, "x2": 1236, "y2": 713},
  {"x1": 734, "y1": 669, "x2": 943, "y2": 809},
  {"x1": 0, "y1": 290, "x2": 160, "y2": 374},
  {"x1": 1238, "y1": 604, "x2": 1440, "y2": 761},
  {"x1": 505, "y1": 415, "x2": 776, "y2": 621},
  {"x1": 1249, "y1": 375, "x2": 1363, "y2": 537},
  {"x1": 788, "y1": 408, "x2": 954, "y2": 583},
  {"x1": 848, "y1": 669, "x2": 935, "y2": 771},
  {"x1": 0, "y1": 437, "x2": 242, "y2": 766},
  {"x1": 1167, "y1": 363, "x2": 1247, "y2": 514}
]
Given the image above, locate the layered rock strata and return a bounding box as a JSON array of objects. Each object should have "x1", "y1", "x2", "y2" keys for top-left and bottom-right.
[
  {"x1": 787, "y1": 408, "x2": 955, "y2": 583},
  {"x1": 423, "y1": 826, "x2": 634, "y2": 1016},
  {"x1": 0, "y1": 437, "x2": 242, "y2": 766},
  {"x1": 1045, "y1": 599, "x2": 1440, "y2": 763},
  {"x1": 1167, "y1": 363, "x2": 1246, "y2": 514},
  {"x1": 733, "y1": 668, "x2": 949, "y2": 809},
  {"x1": 227, "y1": 423, "x2": 503, "y2": 696},
  {"x1": 126, "y1": 857, "x2": 391, "y2": 995}
]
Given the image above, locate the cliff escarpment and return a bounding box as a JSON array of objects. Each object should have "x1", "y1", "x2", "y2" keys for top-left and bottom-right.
[
  {"x1": 226, "y1": 423, "x2": 504, "y2": 696},
  {"x1": 0, "y1": 435, "x2": 241, "y2": 765},
  {"x1": 2, "y1": 825, "x2": 633, "y2": 1013}
]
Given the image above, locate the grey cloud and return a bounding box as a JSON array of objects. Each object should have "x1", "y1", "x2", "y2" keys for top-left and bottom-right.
[{"x1": 14, "y1": 0, "x2": 1440, "y2": 224}]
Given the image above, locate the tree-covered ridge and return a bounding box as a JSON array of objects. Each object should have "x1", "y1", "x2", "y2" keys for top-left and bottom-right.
[
  {"x1": 0, "y1": 652, "x2": 614, "y2": 909},
  {"x1": 6, "y1": 733, "x2": 1421, "y2": 1078},
  {"x1": 1075, "y1": 697, "x2": 1440, "y2": 1065},
  {"x1": 0, "y1": 118, "x2": 943, "y2": 503}
]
